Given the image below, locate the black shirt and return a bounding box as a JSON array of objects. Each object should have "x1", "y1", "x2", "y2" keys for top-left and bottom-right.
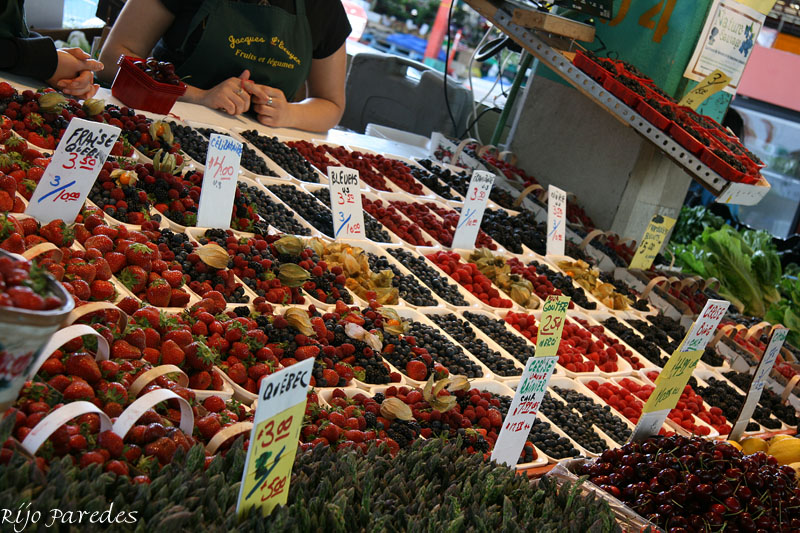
[
  {"x1": 153, "y1": 0, "x2": 351, "y2": 68},
  {"x1": 0, "y1": 0, "x2": 58, "y2": 80}
]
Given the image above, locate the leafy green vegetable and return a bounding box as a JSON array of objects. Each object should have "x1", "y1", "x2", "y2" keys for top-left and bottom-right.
[{"x1": 671, "y1": 206, "x2": 725, "y2": 245}]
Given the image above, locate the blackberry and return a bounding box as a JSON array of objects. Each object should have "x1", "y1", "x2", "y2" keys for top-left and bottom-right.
[
  {"x1": 405, "y1": 321, "x2": 484, "y2": 378},
  {"x1": 553, "y1": 386, "x2": 631, "y2": 444},
  {"x1": 196, "y1": 127, "x2": 276, "y2": 177},
  {"x1": 366, "y1": 253, "x2": 438, "y2": 307},
  {"x1": 540, "y1": 392, "x2": 608, "y2": 454},
  {"x1": 240, "y1": 130, "x2": 318, "y2": 182},
  {"x1": 386, "y1": 248, "x2": 468, "y2": 306},
  {"x1": 426, "y1": 313, "x2": 521, "y2": 377},
  {"x1": 626, "y1": 318, "x2": 680, "y2": 353},
  {"x1": 386, "y1": 419, "x2": 420, "y2": 448},
  {"x1": 372, "y1": 392, "x2": 385, "y2": 404},
  {"x1": 416, "y1": 159, "x2": 471, "y2": 197},
  {"x1": 599, "y1": 272, "x2": 649, "y2": 310},
  {"x1": 697, "y1": 377, "x2": 780, "y2": 430},
  {"x1": 462, "y1": 311, "x2": 536, "y2": 364},
  {"x1": 168, "y1": 121, "x2": 210, "y2": 164},
  {"x1": 309, "y1": 188, "x2": 392, "y2": 243},
  {"x1": 408, "y1": 160, "x2": 458, "y2": 200},
  {"x1": 723, "y1": 371, "x2": 797, "y2": 426},
  {"x1": 601, "y1": 317, "x2": 667, "y2": 367},
  {"x1": 527, "y1": 260, "x2": 596, "y2": 310}
]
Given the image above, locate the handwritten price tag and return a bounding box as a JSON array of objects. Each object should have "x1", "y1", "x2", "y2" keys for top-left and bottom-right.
[
  {"x1": 679, "y1": 69, "x2": 731, "y2": 110},
  {"x1": 491, "y1": 355, "x2": 558, "y2": 467},
  {"x1": 196, "y1": 134, "x2": 243, "y2": 229},
  {"x1": 536, "y1": 295, "x2": 570, "y2": 358},
  {"x1": 237, "y1": 358, "x2": 313, "y2": 518},
  {"x1": 25, "y1": 118, "x2": 120, "y2": 223},
  {"x1": 729, "y1": 327, "x2": 789, "y2": 441},
  {"x1": 328, "y1": 167, "x2": 365, "y2": 240},
  {"x1": 546, "y1": 185, "x2": 566, "y2": 257},
  {"x1": 629, "y1": 214, "x2": 676, "y2": 270},
  {"x1": 680, "y1": 299, "x2": 730, "y2": 353},
  {"x1": 451, "y1": 170, "x2": 494, "y2": 250}
]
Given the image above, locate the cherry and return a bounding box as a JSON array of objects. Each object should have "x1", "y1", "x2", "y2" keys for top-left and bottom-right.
[
  {"x1": 715, "y1": 481, "x2": 733, "y2": 498},
  {"x1": 725, "y1": 496, "x2": 742, "y2": 512}
]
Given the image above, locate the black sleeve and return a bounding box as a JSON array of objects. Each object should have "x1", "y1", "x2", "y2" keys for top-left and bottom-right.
[
  {"x1": 157, "y1": 0, "x2": 183, "y2": 15},
  {"x1": 0, "y1": 33, "x2": 58, "y2": 80},
  {"x1": 308, "y1": 0, "x2": 351, "y2": 59}
]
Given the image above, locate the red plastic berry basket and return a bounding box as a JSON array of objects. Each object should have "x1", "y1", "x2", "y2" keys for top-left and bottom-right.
[
  {"x1": 111, "y1": 55, "x2": 186, "y2": 115},
  {"x1": 573, "y1": 51, "x2": 613, "y2": 84},
  {"x1": 636, "y1": 100, "x2": 671, "y2": 131},
  {"x1": 700, "y1": 146, "x2": 751, "y2": 183},
  {"x1": 602, "y1": 77, "x2": 641, "y2": 107}
]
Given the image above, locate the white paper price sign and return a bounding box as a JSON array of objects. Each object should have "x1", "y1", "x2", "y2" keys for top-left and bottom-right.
[
  {"x1": 196, "y1": 134, "x2": 243, "y2": 229},
  {"x1": 680, "y1": 299, "x2": 730, "y2": 352},
  {"x1": 451, "y1": 170, "x2": 494, "y2": 249},
  {"x1": 546, "y1": 185, "x2": 566, "y2": 257},
  {"x1": 25, "y1": 118, "x2": 121, "y2": 223},
  {"x1": 237, "y1": 358, "x2": 313, "y2": 518},
  {"x1": 729, "y1": 327, "x2": 789, "y2": 441},
  {"x1": 328, "y1": 167, "x2": 365, "y2": 239},
  {"x1": 491, "y1": 356, "x2": 557, "y2": 467}
]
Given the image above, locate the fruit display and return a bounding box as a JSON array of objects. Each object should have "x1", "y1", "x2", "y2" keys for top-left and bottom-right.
[{"x1": 1, "y1": 73, "x2": 796, "y2": 533}]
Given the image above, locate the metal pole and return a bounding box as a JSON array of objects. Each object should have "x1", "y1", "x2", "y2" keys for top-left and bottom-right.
[{"x1": 490, "y1": 51, "x2": 533, "y2": 146}]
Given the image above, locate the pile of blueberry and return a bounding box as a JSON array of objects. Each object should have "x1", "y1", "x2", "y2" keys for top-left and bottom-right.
[
  {"x1": 366, "y1": 253, "x2": 438, "y2": 307},
  {"x1": 236, "y1": 182, "x2": 309, "y2": 236},
  {"x1": 309, "y1": 189, "x2": 392, "y2": 243},
  {"x1": 696, "y1": 376, "x2": 779, "y2": 430},
  {"x1": 540, "y1": 392, "x2": 608, "y2": 454},
  {"x1": 386, "y1": 248, "x2": 468, "y2": 306},
  {"x1": 552, "y1": 386, "x2": 632, "y2": 445},
  {"x1": 601, "y1": 317, "x2": 667, "y2": 367},
  {"x1": 462, "y1": 311, "x2": 536, "y2": 364},
  {"x1": 722, "y1": 371, "x2": 797, "y2": 426},
  {"x1": 405, "y1": 321, "x2": 484, "y2": 378},
  {"x1": 240, "y1": 130, "x2": 319, "y2": 182},
  {"x1": 267, "y1": 184, "x2": 334, "y2": 236}
]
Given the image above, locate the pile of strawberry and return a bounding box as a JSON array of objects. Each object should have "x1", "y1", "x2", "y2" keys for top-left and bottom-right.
[
  {"x1": 0, "y1": 84, "x2": 80, "y2": 149},
  {"x1": 0, "y1": 252, "x2": 62, "y2": 310},
  {"x1": 426, "y1": 250, "x2": 513, "y2": 308},
  {"x1": 73, "y1": 217, "x2": 193, "y2": 308},
  {"x1": 616, "y1": 377, "x2": 711, "y2": 436},
  {"x1": 504, "y1": 311, "x2": 622, "y2": 373},
  {"x1": 88, "y1": 159, "x2": 156, "y2": 225},
  {"x1": 362, "y1": 198, "x2": 432, "y2": 246},
  {"x1": 643, "y1": 370, "x2": 729, "y2": 434},
  {"x1": 573, "y1": 317, "x2": 645, "y2": 371}
]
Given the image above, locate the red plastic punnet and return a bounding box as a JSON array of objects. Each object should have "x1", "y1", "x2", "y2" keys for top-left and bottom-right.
[{"x1": 111, "y1": 55, "x2": 186, "y2": 115}]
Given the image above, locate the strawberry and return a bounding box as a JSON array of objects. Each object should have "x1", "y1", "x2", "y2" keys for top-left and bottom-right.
[
  {"x1": 145, "y1": 279, "x2": 171, "y2": 307},
  {"x1": 62, "y1": 380, "x2": 95, "y2": 401},
  {"x1": 90, "y1": 258, "x2": 112, "y2": 280},
  {"x1": 0, "y1": 176, "x2": 15, "y2": 196},
  {"x1": 0, "y1": 233, "x2": 24, "y2": 254},
  {"x1": 38, "y1": 357, "x2": 65, "y2": 376},
  {"x1": 145, "y1": 436, "x2": 178, "y2": 465},
  {"x1": 90, "y1": 280, "x2": 116, "y2": 301},
  {"x1": 405, "y1": 360, "x2": 428, "y2": 381},
  {"x1": 164, "y1": 329, "x2": 193, "y2": 349},
  {"x1": 226, "y1": 363, "x2": 247, "y2": 384},
  {"x1": 105, "y1": 460, "x2": 129, "y2": 477},
  {"x1": 119, "y1": 265, "x2": 148, "y2": 293},
  {"x1": 125, "y1": 243, "x2": 154, "y2": 270},
  {"x1": 73, "y1": 223, "x2": 92, "y2": 244},
  {"x1": 319, "y1": 422, "x2": 341, "y2": 444},
  {"x1": 111, "y1": 339, "x2": 141, "y2": 360},
  {"x1": 169, "y1": 288, "x2": 190, "y2": 307},
  {"x1": 117, "y1": 296, "x2": 140, "y2": 316},
  {"x1": 66, "y1": 260, "x2": 96, "y2": 283},
  {"x1": 189, "y1": 371, "x2": 212, "y2": 390},
  {"x1": 0, "y1": 191, "x2": 12, "y2": 211},
  {"x1": 79, "y1": 451, "x2": 105, "y2": 468},
  {"x1": 196, "y1": 414, "x2": 222, "y2": 440},
  {"x1": 83, "y1": 234, "x2": 114, "y2": 254},
  {"x1": 39, "y1": 220, "x2": 74, "y2": 246},
  {"x1": 64, "y1": 353, "x2": 101, "y2": 383},
  {"x1": 202, "y1": 396, "x2": 225, "y2": 413},
  {"x1": 98, "y1": 430, "x2": 124, "y2": 458},
  {"x1": 184, "y1": 341, "x2": 219, "y2": 371},
  {"x1": 322, "y1": 368, "x2": 340, "y2": 387},
  {"x1": 160, "y1": 339, "x2": 185, "y2": 366},
  {"x1": 105, "y1": 252, "x2": 126, "y2": 274},
  {"x1": 161, "y1": 270, "x2": 184, "y2": 288},
  {"x1": 294, "y1": 345, "x2": 320, "y2": 361}
]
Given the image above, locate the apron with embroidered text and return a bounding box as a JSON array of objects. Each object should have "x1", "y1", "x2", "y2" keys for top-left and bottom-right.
[{"x1": 176, "y1": 0, "x2": 312, "y2": 98}]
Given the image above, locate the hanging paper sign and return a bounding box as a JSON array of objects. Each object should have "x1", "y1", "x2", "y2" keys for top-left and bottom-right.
[
  {"x1": 728, "y1": 327, "x2": 789, "y2": 441},
  {"x1": 535, "y1": 295, "x2": 570, "y2": 358},
  {"x1": 629, "y1": 214, "x2": 676, "y2": 270},
  {"x1": 196, "y1": 134, "x2": 243, "y2": 229},
  {"x1": 546, "y1": 185, "x2": 566, "y2": 256},
  {"x1": 25, "y1": 118, "x2": 121, "y2": 223},
  {"x1": 328, "y1": 166, "x2": 365, "y2": 239},
  {"x1": 236, "y1": 358, "x2": 313, "y2": 518},
  {"x1": 678, "y1": 69, "x2": 731, "y2": 110},
  {"x1": 491, "y1": 355, "x2": 558, "y2": 467},
  {"x1": 451, "y1": 170, "x2": 494, "y2": 250}
]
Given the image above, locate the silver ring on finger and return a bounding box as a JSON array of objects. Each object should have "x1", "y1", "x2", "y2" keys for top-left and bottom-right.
[
  {"x1": 267, "y1": 96, "x2": 273, "y2": 106},
  {"x1": 235, "y1": 88, "x2": 243, "y2": 95}
]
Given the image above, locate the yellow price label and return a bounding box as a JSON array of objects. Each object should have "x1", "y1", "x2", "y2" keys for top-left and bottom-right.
[
  {"x1": 239, "y1": 401, "x2": 306, "y2": 517},
  {"x1": 679, "y1": 69, "x2": 731, "y2": 110},
  {"x1": 642, "y1": 349, "x2": 703, "y2": 413},
  {"x1": 536, "y1": 295, "x2": 570, "y2": 358},
  {"x1": 629, "y1": 214, "x2": 676, "y2": 271}
]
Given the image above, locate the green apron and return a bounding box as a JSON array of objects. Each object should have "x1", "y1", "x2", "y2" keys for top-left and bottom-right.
[
  {"x1": 0, "y1": 0, "x2": 29, "y2": 39},
  {"x1": 176, "y1": 0, "x2": 312, "y2": 99}
]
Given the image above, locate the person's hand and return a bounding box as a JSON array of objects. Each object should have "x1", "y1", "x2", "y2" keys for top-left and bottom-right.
[
  {"x1": 250, "y1": 83, "x2": 292, "y2": 128},
  {"x1": 47, "y1": 48, "x2": 103, "y2": 99},
  {"x1": 196, "y1": 72, "x2": 251, "y2": 115}
]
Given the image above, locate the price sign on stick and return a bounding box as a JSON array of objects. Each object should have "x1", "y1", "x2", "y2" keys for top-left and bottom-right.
[
  {"x1": 630, "y1": 299, "x2": 729, "y2": 441},
  {"x1": 546, "y1": 185, "x2": 566, "y2": 256},
  {"x1": 679, "y1": 69, "x2": 731, "y2": 111},
  {"x1": 536, "y1": 295, "x2": 570, "y2": 358},
  {"x1": 328, "y1": 167, "x2": 365, "y2": 240},
  {"x1": 729, "y1": 327, "x2": 789, "y2": 441},
  {"x1": 237, "y1": 358, "x2": 313, "y2": 518},
  {"x1": 196, "y1": 134, "x2": 243, "y2": 229},
  {"x1": 451, "y1": 170, "x2": 494, "y2": 250},
  {"x1": 629, "y1": 214, "x2": 676, "y2": 270},
  {"x1": 25, "y1": 118, "x2": 120, "y2": 223},
  {"x1": 491, "y1": 355, "x2": 558, "y2": 467}
]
